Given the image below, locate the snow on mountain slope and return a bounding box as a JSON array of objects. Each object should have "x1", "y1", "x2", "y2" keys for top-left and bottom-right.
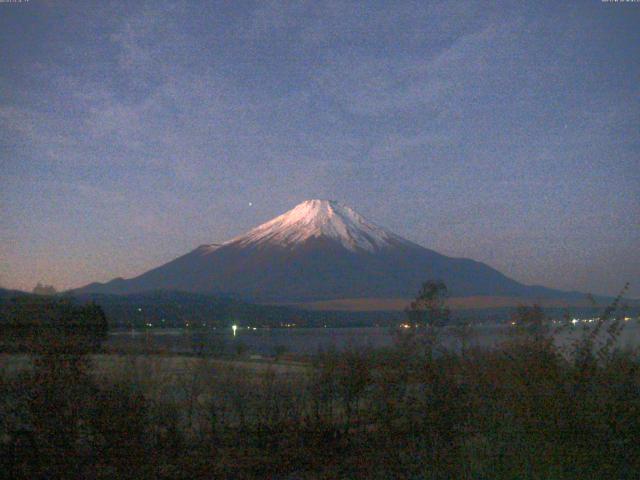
[
  {"x1": 72, "y1": 199, "x2": 589, "y2": 304},
  {"x1": 225, "y1": 199, "x2": 410, "y2": 252}
]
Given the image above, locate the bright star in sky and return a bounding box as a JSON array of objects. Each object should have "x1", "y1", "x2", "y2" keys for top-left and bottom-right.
[{"x1": 0, "y1": 1, "x2": 638, "y2": 297}]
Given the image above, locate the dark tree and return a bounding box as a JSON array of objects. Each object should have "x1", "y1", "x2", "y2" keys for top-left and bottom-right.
[
  {"x1": 1, "y1": 296, "x2": 108, "y2": 354},
  {"x1": 405, "y1": 280, "x2": 451, "y2": 328},
  {"x1": 32, "y1": 283, "x2": 57, "y2": 296}
]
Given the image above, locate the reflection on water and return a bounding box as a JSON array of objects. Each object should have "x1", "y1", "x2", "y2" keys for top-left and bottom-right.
[{"x1": 107, "y1": 322, "x2": 640, "y2": 357}]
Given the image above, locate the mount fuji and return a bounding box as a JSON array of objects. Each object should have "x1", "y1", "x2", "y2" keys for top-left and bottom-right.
[{"x1": 74, "y1": 200, "x2": 585, "y2": 306}]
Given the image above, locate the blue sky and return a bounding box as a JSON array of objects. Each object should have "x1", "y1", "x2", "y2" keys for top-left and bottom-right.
[{"x1": 1, "y1": 0, "x2": 639, "y2": 296}]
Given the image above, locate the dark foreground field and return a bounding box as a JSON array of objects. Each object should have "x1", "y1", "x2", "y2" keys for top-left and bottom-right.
[{"x1": 1, "y1": 298, "x2": 639, "y2": 479}]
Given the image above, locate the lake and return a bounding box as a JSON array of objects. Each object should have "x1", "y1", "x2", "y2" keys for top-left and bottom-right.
[{"x1": 107, "y1": 320, "x2": 640, "y2": 357}]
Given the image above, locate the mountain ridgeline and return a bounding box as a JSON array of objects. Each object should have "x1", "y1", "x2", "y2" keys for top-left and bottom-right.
[
  {"x1": 73, "y1": 200, "x2": 587, "y2": 305},
  {"x1": 0, "y1": 288, "x2": 403, "y2": 331}
]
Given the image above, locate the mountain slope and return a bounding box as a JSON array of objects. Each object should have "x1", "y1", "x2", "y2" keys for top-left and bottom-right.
[
  {"x1": 228, "y1": 199, "x2": 410, "y2": 252},
  {"x1": 73, "y1": 200, "x2": 587, "y2": 303}
]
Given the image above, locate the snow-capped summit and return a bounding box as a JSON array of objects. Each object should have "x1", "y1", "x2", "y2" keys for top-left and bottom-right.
[
  {"x1": 73, "y1": 199, "x2": 578, "y2": 305},
  {"x1": 227, "y1": 199, "x2": 407, "y2": 252}
]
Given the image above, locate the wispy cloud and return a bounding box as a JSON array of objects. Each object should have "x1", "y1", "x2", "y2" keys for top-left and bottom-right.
[{"x1": 1, "y1": 0, "x2": 638, "y2": 295}]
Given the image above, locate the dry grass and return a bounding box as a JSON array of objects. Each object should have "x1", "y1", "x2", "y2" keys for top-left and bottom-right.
[
  {"x1": 293, "y1": 295, "x2": 605, "y2": 311},
  {"x1": 1, "y1": 298, "x2": 639, "y2": 479}
]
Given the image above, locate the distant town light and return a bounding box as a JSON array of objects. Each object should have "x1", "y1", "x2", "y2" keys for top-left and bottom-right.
[{"x1": 232, "y1": 324, "x2": 237, "y2": 336}]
